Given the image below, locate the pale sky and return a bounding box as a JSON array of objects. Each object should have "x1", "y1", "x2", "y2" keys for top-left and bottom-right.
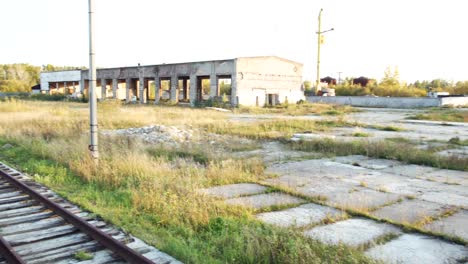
[{"x1": 1, "y1": 0, "x2": 467, "y2": 83}]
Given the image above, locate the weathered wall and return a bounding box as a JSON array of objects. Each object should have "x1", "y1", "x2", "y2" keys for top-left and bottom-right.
[
  {"x1": 40, "y1": 70, "x2": 81, "y2": 91},
  {"x1": 39, "y1": 57, "x2": 306, "y2": 106},
  {"x1": 87, "y1": 60, "x2": 235, "y2": 80},
  {"x1": 235, "y1": 57, "x2": 304, "y2": 106},
  {"x1": 306, "y1": 96, "x2": 467, "y2": 108},
  {"x1": 440, "y1": 97, "x2": 468, "y2": 107}
]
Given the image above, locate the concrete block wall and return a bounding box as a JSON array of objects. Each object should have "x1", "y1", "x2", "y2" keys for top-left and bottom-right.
[
  {"x1": 235, "y1": 57, "x2": 304, "y2": 106},
  {"x1": 40, "y1": 70, "x2": 81, "y2": 91},
  {"x1": 306, "y1": 96, "x2": 468, "y2": 108},
  {"x1": 440, "y1": 97, "x2": 468, "y2": 107}
]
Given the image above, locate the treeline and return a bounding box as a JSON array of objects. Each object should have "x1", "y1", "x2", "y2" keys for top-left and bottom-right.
[
  {"x1": 306, "y1": 66, "x2": 468, "y2": 97},
  {"x1": 0, "y1": 64, "x2": 84, "y2": 93},
  {"x1": 333, "y1": 79, "x2": 468, "y2": 97}
]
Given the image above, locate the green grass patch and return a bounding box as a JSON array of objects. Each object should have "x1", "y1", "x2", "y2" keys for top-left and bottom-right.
[
  {"x1": 205, "y1": 119, "x2": 361, "y2": 141},
  {"x1": 0, "y1": 139, "x2": 376, "y2": 264},
  {"x1": 289, "y1": 139, "x2": 467, "y2": 171},
  {"x1": 352, "y1": 132, "x2": 369, "y2": 137},
  {"x1": 147, "y1": 146, "x2": 210, "y2": 165},
  {"x1": 371, "y1": 125, "x2": 405, "y2": 132},
  {"x1": 235, "y1": 102, "x2": 358, "y2": 116},
  {"x1": 448, "y1": 137, "x2": 468, "y2": 146},
  {"x1": 74, "y1": 251, "x2": 94, "y2": 261},
  {"x1": 204, "y1": 119, "x2": 331, "y2": 140},
  {"x1": 408, "y1": 109, "x2": 468, "y2": 123}
]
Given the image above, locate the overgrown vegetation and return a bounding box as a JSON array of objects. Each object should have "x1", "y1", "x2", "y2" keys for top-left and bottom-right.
[
  {"x1": 0, "y1": 63, "x2": 84, "y2": 92},
  {"x1": 0, "y1": 100, "x2": 375, "y2": 263},
  {"x1": 289, "y1": 139, "x2": 467, "y2": 171},
  {"x1": 203, "y1": 119, "x2": 355, "y2": 141},
  {"x1": 73, "y1": 251, "x2": 93, "y2": 261},
  {"x1": 407, "y1": 108, "x2": 468, "y2": 123},
  {"x1": 308, "y1": 66, "x2": 468, "y2": 97},
  {"x1": 235, "y1": 102, "x2": 358, "y2": 116}
]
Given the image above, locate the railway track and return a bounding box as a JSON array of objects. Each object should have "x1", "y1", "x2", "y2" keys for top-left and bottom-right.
[{"x1": 0, "y1": 162, "x2": 181, "y2": 264}]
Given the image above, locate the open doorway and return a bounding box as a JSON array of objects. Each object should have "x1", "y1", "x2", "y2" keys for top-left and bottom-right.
[
  {"x1": 196, "y1": 76, "x2": 210, "y2": 102},
  {"x1": 178, "y1": 76, "x2": 190, "y2": 102}
]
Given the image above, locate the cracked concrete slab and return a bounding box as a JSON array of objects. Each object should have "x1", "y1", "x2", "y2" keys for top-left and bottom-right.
[
  {"x1": 437, "y1": 146, "x2": 468, "y2": 159},
  {"x1": 421, "y1": 169, "x2": 468, "y2": 186},
  {"x1": 332, "y1": 155, "x2": 369, "y2": 164},
  {"x1": 371, "y1": 199, "x2": 452, "y2": 224},
  {"x1": 325, "y1": 188, "x2": 402, "y2": 211},
  {"x1": 333, "y1": 155, "x2": 402, "y2": 170},
  {"x1": 293, "y1": 179, "x2": 355, "y2": 199},
  {"x1": 365, "y1": 234, "x2": 468, "y2": 264},
  {"x1": 419, "y1": 192, "x2": 468, "y2": 208},
  {"x1": 255, "y1": 203, "x2": 345, "y2": 228},
  {"x1": 266, "y1": 159, "x2": 368, "y2": 181},
  {"x1": 225, "y1": 193, "x2": 305, "y2": 209},
  {"x1": 304, "y1": 218, "x2": 401, "y2": 247},
  {"x1": 199, "y1": 183, "x2": 267, "y2": 199},
  {"x1": 381, "y1": 164, "x2": 437, "y2": 178},
  {"x1": 233, "y1": 141, "x2": 316, "y2": 164},
  {"x1": 424, "y1": 210, "x2": 468, "y2": 241},
  {"x1": 352, "y1": 158, "x2": 402, "y2": 170}
]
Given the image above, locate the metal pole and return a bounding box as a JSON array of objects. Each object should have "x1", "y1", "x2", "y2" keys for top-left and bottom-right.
[
  {"x1": 316, "y1": 8, "x2": 323, "y2": 94},
  {"x1": 88, "y1": 0, "x2": 99, "y2": 161}
]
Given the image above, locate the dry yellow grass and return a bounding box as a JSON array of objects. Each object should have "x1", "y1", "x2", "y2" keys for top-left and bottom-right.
[
  {"x1": 0, "y1": 100, "x2": 265, "y2": 227},
  {"x1": 0, "y1": 100, "x2": 387, "y2": 263}
]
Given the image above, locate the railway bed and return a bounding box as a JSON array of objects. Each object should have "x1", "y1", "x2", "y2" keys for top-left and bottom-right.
[{"x1": 0, "y1": 162, "x2": 180, "y2": 264}]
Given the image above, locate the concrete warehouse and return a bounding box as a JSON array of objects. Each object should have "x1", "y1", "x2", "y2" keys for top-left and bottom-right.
[{"x1": 40, "y1": 56, "x2": 304, "y2": 106}]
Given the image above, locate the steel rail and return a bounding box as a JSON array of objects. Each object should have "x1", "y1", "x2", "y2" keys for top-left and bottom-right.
[
  {"x1": 0, "y1": 167, "x2": 154, "y2": 264},
  {"x1": 0, "y1": 235, "x2": 25, "y2": 264}
]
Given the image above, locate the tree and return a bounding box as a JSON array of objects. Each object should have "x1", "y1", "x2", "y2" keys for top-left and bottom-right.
[
  {"x1": 380, "y1": 66, "x2": 400, "y2": 87},
  {"x1": 303, "y1": 80, "x2": 312, "y2": 90},
  {"x1": 0, "y1": 64, "x2": 40, "y2": 92}
]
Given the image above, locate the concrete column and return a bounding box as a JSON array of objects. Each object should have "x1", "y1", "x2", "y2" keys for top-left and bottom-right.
[
  {"x1": 170, "y1": 75, "x2": 178, "y2": 103},
  {"x1": 139, "y1": 76, "x2": 145, "y2": 104},
  {"x1": 100, "y1": 79, "x2": 107, "y2": 100},
  {"x1": 189, "y1": 75, "x2": 197, "y2": 106},
  {"x1": 154, "y1": 76, "x2": 160, "y2": 104},
  {"x1": 231, "y1": 72, "x2": 238, "y2": 106},
  {"x1": 126, "y1": 78, "x2": 131, "y2": 103},
  {"x1": 183, "y1": 79, "x2": 188, "y2": 100},
  {"x1": 112, "y1": 79, "x2": 118, "y2": 99},
  {"x1": 64, "y1": 82, "x2": 68, "y2": 95},
  {"x1": 79, "y1": 73, "x2": 85, "y2": 94},
  {"x1": 56, "y1": 82, "x2": 60, "y2": 94},
  {"x1": 43, "y1": 81, "x2": 49, "y2": 94},
  {"x1": 210, "y1": 74, "x2": 217, "y2": 98}
]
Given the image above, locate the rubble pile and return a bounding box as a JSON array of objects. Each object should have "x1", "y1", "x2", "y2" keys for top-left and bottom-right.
[{"x1": 102, "y1": 125, "x2": 193, "y2": 145}]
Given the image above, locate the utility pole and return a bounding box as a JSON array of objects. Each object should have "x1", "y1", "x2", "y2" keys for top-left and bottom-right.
[
  {"x1": 316, "y1": 9, "x2": 323, "y2": 93},
  {"x1": 338, "y1": 71, "x2": 342, "y2": 85},
  {"x1": 88, "y1": 0, "x2": 99, "y2": 161},
  {"x1": 316, "y1": 9, "x2": 333, "y2": 95}
]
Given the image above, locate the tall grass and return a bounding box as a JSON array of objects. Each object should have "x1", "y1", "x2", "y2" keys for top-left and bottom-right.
[
  {"x1": 408, "y1": 109, "x2": 468, "y2": 123},
  {"x1": 235, "y1": 102, "x2": 358, "y2": 116},
  {"x1": 0, "y1": 100, "x2": 375, "y2": 263},
  {"x1": 290, "y1": 139, "x2": 468, "y2": 171},
  {"x1": 334, "y1": 84, "x2": 427, "y2": 97}
]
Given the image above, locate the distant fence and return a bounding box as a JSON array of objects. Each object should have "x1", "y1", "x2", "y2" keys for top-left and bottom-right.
[{"x1": 306, "y1": 96, "x2": 468, "y2": 108}]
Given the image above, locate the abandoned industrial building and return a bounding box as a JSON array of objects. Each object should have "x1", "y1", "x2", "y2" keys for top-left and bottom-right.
[{"x1": 40, "y1": 56, "x2": 304, "y2": 106}]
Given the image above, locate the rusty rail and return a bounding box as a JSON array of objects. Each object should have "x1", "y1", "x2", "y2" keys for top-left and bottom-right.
[
  {"x1": 0, "y1": 167, "x2": 154, "y2": 264},
  {"x1": 0, "y1": 235, "x2": 25, "y2": 264}
]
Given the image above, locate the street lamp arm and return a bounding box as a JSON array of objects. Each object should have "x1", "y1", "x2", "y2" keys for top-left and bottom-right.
[{"x1": 317, "y1": 28, "x2": 334, "y2": 34}]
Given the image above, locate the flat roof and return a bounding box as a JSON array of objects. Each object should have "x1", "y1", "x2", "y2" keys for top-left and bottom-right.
[{"x1": 41, "y1": 56, "x2": 303, "y2": 73}]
